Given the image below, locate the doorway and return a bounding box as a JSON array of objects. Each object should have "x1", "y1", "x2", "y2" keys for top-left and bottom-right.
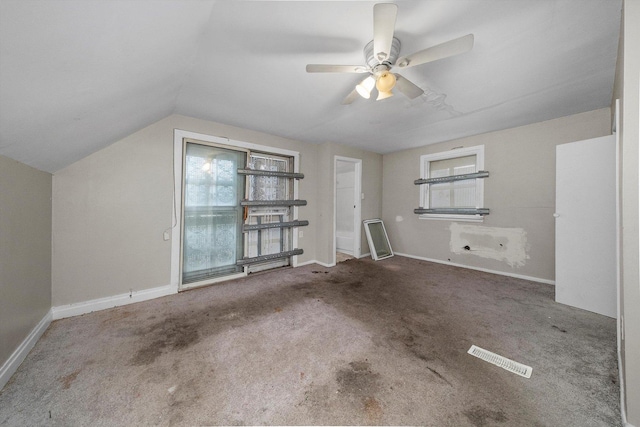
[{"x1": 334, "y1": 156, "x2": 362, "y2": 264}]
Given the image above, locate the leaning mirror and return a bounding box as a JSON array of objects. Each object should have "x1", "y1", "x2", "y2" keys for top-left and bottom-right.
[{"x1": 363, "y1": 219, "x2": 393, "y2": 261}]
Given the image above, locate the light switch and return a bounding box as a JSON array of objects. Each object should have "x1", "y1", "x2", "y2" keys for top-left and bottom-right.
[{"x1": 163, "y1": 231, "x2": 170, "y2": 241}]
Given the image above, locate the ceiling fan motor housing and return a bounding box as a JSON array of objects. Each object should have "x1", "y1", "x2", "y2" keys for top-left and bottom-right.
[{"x1": 364, "y1": 37, "x2": 401, "y2": 71}]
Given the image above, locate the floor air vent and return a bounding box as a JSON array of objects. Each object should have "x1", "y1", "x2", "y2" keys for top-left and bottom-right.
[{"x1": 467, "y1": 345, "x2": 532, "y2": 378}]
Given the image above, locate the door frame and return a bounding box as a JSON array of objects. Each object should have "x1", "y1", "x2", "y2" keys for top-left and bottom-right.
[
  {"x1": 171, "y1": 129, "x2": 300, "y2": 292},
  {"x1": 333, "y1": 156, "x2": 362, "y2": 265}
]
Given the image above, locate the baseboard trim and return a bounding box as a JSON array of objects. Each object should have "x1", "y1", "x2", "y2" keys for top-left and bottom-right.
[
  {"x1": 299, "y1": 256, "x2": 371, "y2": 268},
  {"x1": 395, "y1": 253, "x2": 555, "y2": 285},
  {"x1": 296, "y1": 259, "x2": 319, "y2": 267},
  {"x1": 52, "y1": 284, "x2": 176, "y2": 320},
  {"x1": 0, "y1": 309, "x2": 52, "y2": 391},
  {"x1": 294, "y1": 259, "x2": 333, "y2": 268},
  {"x1": 314, "y1": 260, "x2": 334, "y2": 268}
]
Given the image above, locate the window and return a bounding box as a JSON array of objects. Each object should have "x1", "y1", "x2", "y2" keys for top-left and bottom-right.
[
  {"x1": 418, "y1": 145, "x2": 485, "y2": 221},
  {"x1": 174, "y1": 132, "x2": 306, "y2": 291}
]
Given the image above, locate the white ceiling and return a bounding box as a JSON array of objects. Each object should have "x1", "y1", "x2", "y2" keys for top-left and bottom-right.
[{"x1": 0, "y1": 0, "x2": 622, "y2": 173}]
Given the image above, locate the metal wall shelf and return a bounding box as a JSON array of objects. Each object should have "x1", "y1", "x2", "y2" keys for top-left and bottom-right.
[
  {"x1": 240, "y1": 199, "x2": 307, "y2": 207},
  {"x1": 242, "y1": 220, "x2": 309, "y2": 232},
  {"x1": 237, "y1": 249, "x2": 304, "y2": 266},
  {"x1": 414, "y1": 170, "x2": 490, "y2": 216},
  {"x1": 238, "y1": 168, "x2": 304, "y2": 179},
  {"x1": 414, "y1": 208, "x2": 490, "y2": 216},
  {"x1": 239, "y1": 164, "x2": 307, "y2": 267},
  {"x1": 414, "y1": 171, "x2": 489, "y2": 185}
]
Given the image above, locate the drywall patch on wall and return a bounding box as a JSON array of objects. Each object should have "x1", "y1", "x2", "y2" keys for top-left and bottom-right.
[{"x1": 449, "y1": 223, "x2": 529, "y2": 268}]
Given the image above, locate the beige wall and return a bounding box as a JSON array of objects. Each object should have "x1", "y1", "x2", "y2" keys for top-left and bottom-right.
[
  {"x1": 382, "y1": 108, "x2": 611, "y2": 282},
  {"x1": 52, "y1": 115, "x2": 383, "y2": 306},
  {"x1": 614, "y1": 0, "x2": 640, "y2": 423},
  {"x1": 0, "y1": 155, "x2": 52, "y2": 367}
]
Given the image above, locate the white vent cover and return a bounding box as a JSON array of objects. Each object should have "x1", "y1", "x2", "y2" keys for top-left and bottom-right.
[{"x1": 468, "y1": 345, "x2": 532, "y2": 378}]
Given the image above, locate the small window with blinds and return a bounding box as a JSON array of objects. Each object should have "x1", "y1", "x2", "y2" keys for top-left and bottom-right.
[{"x1": 419, "y1": 145, "x2": 485, "y2": 221}]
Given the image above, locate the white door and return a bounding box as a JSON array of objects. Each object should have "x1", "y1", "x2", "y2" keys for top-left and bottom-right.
[
  {"x1": 334, "y1": 157, "x2": 362, "y2": 260},
  {"x1": 555, "y1": 135, "x2": 616, "y2": 317}
]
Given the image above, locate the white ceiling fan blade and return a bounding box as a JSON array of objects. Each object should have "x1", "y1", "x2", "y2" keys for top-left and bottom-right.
[
  {"x1": 394, "y1": 74, "x2": 424, "y2": 99},
  {"x1": 342, "y1": 76, "x2": 375, "y2": 104},
  {"x1": 341, "y1": 89, "x2": 360, "y2": 105},
  {"x1": 306, "y1": 64, "x2": 368, "y2": 73},
  {"x1": 373, "y1": 3, "x2": 398, "y2": 63},
  {"x1": 396, "y1": 34, "x2": 474, "y2": 69}
]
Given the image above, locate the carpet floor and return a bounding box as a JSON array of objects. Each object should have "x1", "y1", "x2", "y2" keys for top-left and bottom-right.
[{"x1": 0, "y1": 256, "x2": 620, "y2": 426}]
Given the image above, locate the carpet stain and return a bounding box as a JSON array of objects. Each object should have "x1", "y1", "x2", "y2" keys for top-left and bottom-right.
[
  {"x1": 363, "y1": 396, "x2": 383, "y2": 424},
  {"x1": 335, "y1": 361, "x2": 385, "y2": 424},
  {"x1": 131, "y1": 339, "x2": 165, "y2": 365},
  {"x1": 101, "y1": 309, "x2": 133, "y2": 325},
  {"x1": 336, "y1": 361, "x2": 381, "y2": 396},
  {"x1": 60, "y1": 369, "x2": 81, "y2": 390},
  {"x1": 130, "y1": 317, "x2": 202, "y2": 365},
  {"x1": 463, "y1": 405, "x2": 508, "y2": 426},
  {"x1": 347, "y1": 281, "x2": 363, "y2": 289},
  {"x1": 552, "y1": 325, "x2": 567, "y2": 333},
  {"x1": 424, "y1": 365, "x2": 453, "y2": 387}
]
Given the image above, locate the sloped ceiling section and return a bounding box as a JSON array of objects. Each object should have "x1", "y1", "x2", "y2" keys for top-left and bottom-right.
[
  {"x1": 0, "y1": 0, "x2": 622, "y2": 173},
  {"x1": 0, "y1": 0, "x2": 215, "y2": 172}
]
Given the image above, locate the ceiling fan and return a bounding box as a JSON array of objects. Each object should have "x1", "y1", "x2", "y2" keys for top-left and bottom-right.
[{"x1": 306, "y1": 3, "x2": 474, "y2": 104}]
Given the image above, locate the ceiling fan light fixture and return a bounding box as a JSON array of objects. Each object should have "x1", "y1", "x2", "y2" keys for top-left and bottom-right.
[
  {"x1": 376, "y1": 90, "x2": 394, "y2": 100},
  {"x1": 375, "y1": 71, "x2": 396, "y2": 93},
  {"x1": 356, "y1": 76, "x2": 376, "y2": 99}
]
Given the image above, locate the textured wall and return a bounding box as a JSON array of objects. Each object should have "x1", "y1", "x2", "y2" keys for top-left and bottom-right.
[
  {"x1": 382, "y1": 108, "x2": 611, "y2": 282},
  {"x1": 0, "y1": 155, "x2": 52, "y2": 367},
  {"x1": 52, "y1": 115, "x2": 383, "y2": 305},
  {"x1": 52, "y1": 115, "x2": 317, "y2": 305}
]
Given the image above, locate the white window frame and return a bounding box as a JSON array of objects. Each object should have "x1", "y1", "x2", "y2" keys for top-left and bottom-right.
[{"x1": 419, "y1": 145, "x2": 485, "y2": 222}]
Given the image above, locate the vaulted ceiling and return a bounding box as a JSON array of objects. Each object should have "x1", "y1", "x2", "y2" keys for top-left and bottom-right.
[{"x1": 0, "y1": 0, "x2": 622, "y2": 173}]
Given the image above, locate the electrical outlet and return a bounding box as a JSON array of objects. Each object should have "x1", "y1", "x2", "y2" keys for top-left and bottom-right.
[
  {"x1": 163, "y1": 231, "x2": 170, "y2": 241},
  {"x1": 299, "y1": 230, "x2": 304, "y2": 238}
]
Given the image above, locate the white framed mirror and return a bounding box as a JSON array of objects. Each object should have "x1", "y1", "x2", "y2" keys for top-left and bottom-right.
[{"x1": 363, "y1": 219, "x2": 394, "y2": 261}]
